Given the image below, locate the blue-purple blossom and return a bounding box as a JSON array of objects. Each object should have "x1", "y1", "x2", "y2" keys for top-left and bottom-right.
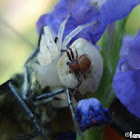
[
  {"x1": 76, "y1": 98, "x2": 112, "y2": 131},
  {"x1": 37, "y1": 0, "x2": 140, "y2": 44},
  {"x1": 113, "y1": 30, "x2": 140, "y2": 118}
]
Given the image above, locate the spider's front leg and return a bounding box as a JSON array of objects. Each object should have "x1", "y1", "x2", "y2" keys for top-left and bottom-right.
[
  {"x1": 75, "y1": 49, "x2": 78, "y2": 60},
  {"x1": 66, "y1": 89, "x2": 82, "y2": 135},
  {"x1": 22, "y1": 27, "x2": 44, "y2": 99},
  {"x1": 56, "y1": 14, "x2": 70, "y2": 52},
  {"x1": 34, "y1": 88, "x2": 67, "y2": 106},
  {"x1": 73, "y1": 73, "x2": 82, "y2": 95}
]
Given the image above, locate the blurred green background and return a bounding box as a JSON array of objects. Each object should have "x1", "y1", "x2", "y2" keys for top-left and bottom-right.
[
  {"x1": 0, "y1": 0, "x2": 58, "y2": 85},
  {"x1": 0, "y1": 0, "x2": 139, "y2": 85}
]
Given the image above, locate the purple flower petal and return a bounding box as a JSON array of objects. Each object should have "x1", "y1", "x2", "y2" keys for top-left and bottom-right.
[
  {"x1": 115, "y1": 31, "x2": 140, "y2": 73},
  {"x1": 76, "y1": 98, "x2": 102, "y2": 117},
  {"x1": 116, "y1": 56, "x2": 127, "y2": 73},
  {"x1": 76, "y1": 98, "x2": 112, "y2": 131},
  {"x1": 128, "y1": 29, "x2": 140, "y2": 70},
  {"x1": 113, "y1": 70, "x2": 140, "y2": 118},
  {"x1": 89, "y1": 0, "x2": 140, "y2": 43},
  {"x1": 37, "y1": 0, "x2": 99, "y2": 43},
  {"x1": 116, "y1": 56, "x2": 135, "y2": 73},
  {"x1": 113, "y1": 29, "x2": 140, "y2": 118},
  {"x1": 98, "y1": 0, "x2": 140, "y2": 25},
  {"x1": 36, "y1": 14, "x2": 50, "y2": 34},
  {"x1": 36, "y1": 0, "x2": 140, "y2": 44},
  {"x1": 120, "y1": 35, "x2": 134, "y2": 57}
]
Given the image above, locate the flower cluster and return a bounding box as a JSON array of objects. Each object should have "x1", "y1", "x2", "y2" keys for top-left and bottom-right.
[
  {"x1": 113, "y1": 30, "x2": 140, "y2": 119},
  {"x1": 76, "y1": 98, "x2": 112, "y2": 131}
]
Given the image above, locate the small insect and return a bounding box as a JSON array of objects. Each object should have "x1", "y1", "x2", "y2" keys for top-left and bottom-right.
[
  {"x1": 0, "y1": 14, "x2": 103, "y2": 140},
  {"x1": 62, "y1": 48, "x2": 92, "y2": 94},
  {"x1": 65, "y1": 48, "x2": 91, "y2": 75}
]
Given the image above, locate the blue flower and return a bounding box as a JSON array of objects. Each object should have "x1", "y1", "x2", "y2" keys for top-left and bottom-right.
[
  {"x1": 36, "y1": 0, "x2": 140, "y2": 44},
  {"x1": 76, "y1": 98, "x2": 112, "y2": 131},
  {"x1": 113, "y1": 30, "x2": 140, "y2": 118}
]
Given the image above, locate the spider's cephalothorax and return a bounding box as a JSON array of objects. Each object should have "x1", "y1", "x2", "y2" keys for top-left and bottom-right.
[{"x1": 66, "y1": 48, "x2": 91, "y2": 75}]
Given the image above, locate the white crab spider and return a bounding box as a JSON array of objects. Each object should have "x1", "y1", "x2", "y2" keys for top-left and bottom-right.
[{"x1": 36, "y1": 15, "x2": 103, "y2": 101}]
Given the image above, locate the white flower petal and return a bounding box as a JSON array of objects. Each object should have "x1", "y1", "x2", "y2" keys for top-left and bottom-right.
[
  {"x1": 37, "y1": 35, "x2": 52, "y2": 65},
  {"x1": 36, "y1": 58, "x2": 63, "y2": 88},
  {"x1": 57, "y1": 38, "x2": 103, "y2": 94},
  {"x1": 44, "y1": 26, "x2": 59, "y2": 59}
]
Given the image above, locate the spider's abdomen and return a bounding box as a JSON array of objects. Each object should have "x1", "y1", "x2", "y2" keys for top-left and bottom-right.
[
  {"x1": 78, "y1": 54, "x2": 91, "y2": 72},
  {"x1": 68, "y1": 60, "x2": 80, "y2": 72}
]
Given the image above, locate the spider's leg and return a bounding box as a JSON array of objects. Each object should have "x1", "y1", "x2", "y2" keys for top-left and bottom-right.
[
  {"x1": 62, "y1": 20, "x2": 98, "y2": 49},
  {"x1": 73, "y1": 73, "x2": 82, "y2": 95},
  {"x1": 69, "y1": 48, "x2": 74, "y2": 60},
  {"x1": 57, "y1": 14, "x2": 70, "y2": 52},
  {"x1": 34, "y1": 88, "x2": 66, "y2": 106},
  {"x1": 8, "y1": 81, "x2": 46, "y2": 140},
  {"x1": 66, "y1": 45, "x2": 69, "y2": 49},
  {"x1": 66, "y1": 51, "x2": 72, "y2": 62},
  {"x1": 60, "y1": 46, "x2": 68, "y2": 56},
  {"x1": 66, "y1": 89, "x2": 76, "y2": 121},
  {"x1": 75, "y1": 49, "x2": 78, "y2": 60},
  {"x1": 22, "y1": 48, "x2": 39, "y2": 98},
  {"x1": 61, "y1": 49, "x2": 72, "y2": 64},
  {"x1": 81, "y1": 72, "x2": 86, "y2": 79},
  {"x1": 61, "y1": 49, "x2": 67, "y2": 53},
  {"x1": 22, "y1": 27, "x2": 44, "y2": 99},
  {"x1": 66, "y1": 89, "x2": 82, "y2": 135}
]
